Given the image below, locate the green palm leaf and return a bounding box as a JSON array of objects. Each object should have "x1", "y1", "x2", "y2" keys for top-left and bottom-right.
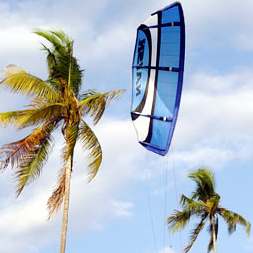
[
  {"x1": 34, "y1": 30, "x2": 70, "y2": 54},
  {"x1": 180, "y1": 194, "x2": 205, "y2": 215},
  {"x1": 20, "y1": 103, "x2": 66, "y2": 128},
  {"x1": 16, "y1": 135, "x2": 52, "y2": 195},
  {"x1": 63, "y1": 123, "x2": 79, "y2": 162},
  {"x1": 1, "y1": 67, "x2": 61, "y2": 100},
  {"x1": 35, "y1": 29, "x2": 82, "y2": 96},
  {"x1": 218, "y1": 208, "x2": 251, "y2": 235},
  {"x1": 0, "y1": 109, "x2": 34, "y2": 127},
  {"x1": 0, "y1": 103, "x2": 65, "y2": 128},
  {"x1": 78, "y1": 120, "x2": 102, "y2": 181},
  {"x1": 168, "y1": 209, "x2": 192, "y2": 233},
  {"x1": 79, "y1": 89, "x2": 125, "y2": 124},
  {"x1": 189, "y1": 168, "x2": 215, "y2": 201}
]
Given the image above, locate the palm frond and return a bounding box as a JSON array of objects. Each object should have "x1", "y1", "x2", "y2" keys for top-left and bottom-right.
[
  {"x1": 168, "y1": 209, "x2": 192, "y2": 233},
  {"x1": 189, "y1": 168, "x2": 216, "y2": 201},
  {"x1": 0, "y1": 122, "x2": 56, "y2": 194},
  {"x1": 47, "y1": 121, "x2": 78, "y2": 218},
  {"x1": 47, "y1": 121, "x2": 78, "y2": 219},
  {"x1": 0, "y1": 129, "x2": 46, "y2": 170},
  {"x1": 34, "y1": 29, "x2": 82, "y2": 96},
  {"x1": 34, "y1": 30, "x2": 69, "y2": 54},
  {"x1": 19, "y1": 103, "x2": 66, "y2": 128},
  {"x1": 0, "y1": 122, "x2": 56, "y2": 195},
  {"x1": 180, "y1": 195, "x2": 205, "y2": 215},
  {"x1": 0, "y1": 110, "x2": 34, "y2": 127},
  {"x1": 78, "y1": 120, "x2": 102, "y2": 181},
  {"x1": 16, "y1": 134, "x2": 52, "y2": 195},
  {"x1": 205, "y1": 194, "x2": 220, "y2": 214},
  {"x1": 79, "y1": 89, "x2": 125, "y2": 124},
  {"x1": 184, "y1": 214, "x2": 208, "y2": 253},
  {"x1": 0, "y1": 103, "x2": 65, "y2": 128},
  {"x1": 47, "y1": 168, "x2": 66, "y2": 218},
  {"x1": 41, "y1": 44, "x2": 58, "y2": 86},
  {"x1": 63, "y1": 123, "x2": 79, "y2": 162},
  {"x1": 1, "y1": 66, "x2": 61, "y2": 100},
  {"x1": 218, "y1": 207, "x2": 251, "y2": 235},
  {"x1": 50, "y1": 30, "x2": 72, "y2": 48}
]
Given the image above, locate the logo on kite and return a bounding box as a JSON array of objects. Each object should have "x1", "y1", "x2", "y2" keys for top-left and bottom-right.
[
  {"x1": 131, "y1": 2, "x2": 185, "y2": 156},
  {"x1": 136, "y1": 39, "x2": 146, "y2": 96}
]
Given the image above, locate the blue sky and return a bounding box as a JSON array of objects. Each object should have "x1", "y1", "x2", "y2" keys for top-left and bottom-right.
[{"x1": 0, "y1": 0, "x2": 253, "y2": 253}]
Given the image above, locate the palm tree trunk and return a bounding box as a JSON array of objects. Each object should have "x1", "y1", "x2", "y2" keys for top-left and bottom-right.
[
  {"x1": 60, "y1": 156, "x2": 72, "y2": 253},
  {"x1": 211, "y1": 216, "x2": 217, "y2": 253}
]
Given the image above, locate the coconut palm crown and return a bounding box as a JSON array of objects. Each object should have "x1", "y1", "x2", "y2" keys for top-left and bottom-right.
[
  {"x1": 168, "y1": 168, "x2": 251, "y2": 253},
  {"x1": 0, "y1": 30, "x2": 124, "y2": 253}
]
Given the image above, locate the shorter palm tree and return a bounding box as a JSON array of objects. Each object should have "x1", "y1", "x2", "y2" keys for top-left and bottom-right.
[{"x1": 167, "y1": 168, "x2": 251, "y2": 253}]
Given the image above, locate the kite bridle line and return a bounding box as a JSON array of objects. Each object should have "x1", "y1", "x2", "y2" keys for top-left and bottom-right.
[
  {"x1": 162, "y1": 152, "x2": 169, "y2": 253},
  {"x1": 170, "y1": 143, "x2": 184, "y2": 252},
  {"x1": 145, "y1": 162, "x2": 158, "y2": 253},
  {"x1": 159, "y1": 142, "x2": 184, "y2": 253},
  {"x1": 144, "y1": 143, "x2": 184, "y2": 253}
]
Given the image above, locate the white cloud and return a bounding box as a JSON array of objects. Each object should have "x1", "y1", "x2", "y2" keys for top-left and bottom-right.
[
  {"x1": 170, "y1": 69, "x2": 253, "y2": 170},
  {"x1": 172, "y1": 147, "x2": 236, "y2": 168},
  {"x1": 178, "y1": 0, "x2": 253, "y2": 51},
  {"x1": 158, "y1": 246, "x2": 176, "y2": 253},
  {"x1": 0, "y1": 27, "x2": 38, "y2": 52},
  {"x1": 0, "y1": 184, "x2": 55, "y2": 253},
  {"x1": 0, "y1": 193, "x2": 48, "y2": 235}
]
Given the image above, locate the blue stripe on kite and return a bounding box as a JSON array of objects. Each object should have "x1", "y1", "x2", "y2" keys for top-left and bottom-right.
[
  {"x1": 161, "y1": 5, "x2": 180, "y2": 23},
  {"x1": 154, "y1": 71, "x2": 178, "y2": 118},
  {"x1": 150, "y1": 120, "x2": 172, "y2": 150},
  {"x1": 160, "y1": 27, "x2": 180, "y2": 67}
]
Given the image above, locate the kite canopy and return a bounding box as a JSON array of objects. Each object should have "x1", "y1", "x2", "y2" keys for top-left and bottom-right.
[{"x1": 131, "y1": 2, "x2": 185, "y2": 156}]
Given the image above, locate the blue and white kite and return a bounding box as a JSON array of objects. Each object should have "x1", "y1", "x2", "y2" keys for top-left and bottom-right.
[{"x1": 131, "y1": 2, "x2": 185, "y2": 156}]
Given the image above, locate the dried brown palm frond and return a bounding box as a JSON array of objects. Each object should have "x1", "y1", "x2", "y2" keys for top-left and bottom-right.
[{"x1": 48, "y1": 168, "x2": 66, "y2": 218}]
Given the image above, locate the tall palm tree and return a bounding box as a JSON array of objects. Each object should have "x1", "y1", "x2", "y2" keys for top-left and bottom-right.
[
  {"x1": 0, "y1": 30, "x2": 124, "y2": 253},
  {"x1": 167, "y1": 168, "x2": 251, "y2": 253}
]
